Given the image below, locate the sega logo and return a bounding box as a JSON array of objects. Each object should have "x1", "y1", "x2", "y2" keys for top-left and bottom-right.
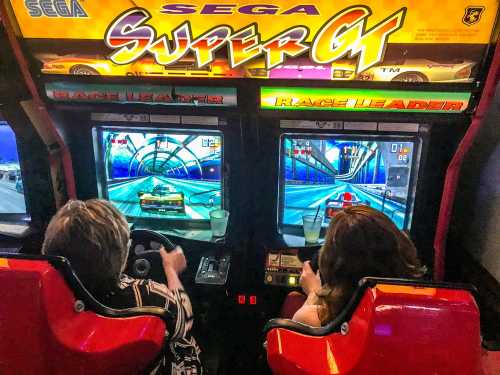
[{"x1": 24, "y1": 0, "x2": 87, "y2": 18}]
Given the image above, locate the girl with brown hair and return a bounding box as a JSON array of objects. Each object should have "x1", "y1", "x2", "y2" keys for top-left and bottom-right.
[{"x1": 291, "y1": 205, "x2": 426, "y2": 326}]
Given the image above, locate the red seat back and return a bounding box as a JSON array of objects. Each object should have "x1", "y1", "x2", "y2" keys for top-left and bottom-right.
[
  {"x1": 266, "y1": 282, "x2": 482, "y2": 375},
  {"x1": 0, "y1": 257, "x2": 165, "y2": 375}
]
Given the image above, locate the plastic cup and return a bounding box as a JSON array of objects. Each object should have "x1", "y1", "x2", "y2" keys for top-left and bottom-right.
[
  {"x1": 210, "y1": 209, "x2": 229, "y2": 237},
  {"x1": 302, "y1": 214, "x2": 323, "y2": 244}
]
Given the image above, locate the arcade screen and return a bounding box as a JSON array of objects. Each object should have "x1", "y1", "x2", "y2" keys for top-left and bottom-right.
[
  {"x1": 95, "y1": 128, "x2": 223, "y2": 222},
  {"x1": 279, "y1": 134, "x2": 419, "y2": 232},
  {"x1": 0, "y1": 122, "x2": 26, "y2": 215}
]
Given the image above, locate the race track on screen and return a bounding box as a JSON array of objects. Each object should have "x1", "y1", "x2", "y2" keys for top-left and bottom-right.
[
  {"x1": 284, "y1": 181, "x2": 406, "y2": 229},
  {"x1": 108, "y1": 175, "x2": 221, "y2": 220}
]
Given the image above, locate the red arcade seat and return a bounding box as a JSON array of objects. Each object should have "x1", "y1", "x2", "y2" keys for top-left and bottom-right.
[
  {"x1": 264, "y1": 278, "x2": 488, "y2": 375},
  {"x1": 0, "y1": 254, "x2": 166, "y2": 375}
]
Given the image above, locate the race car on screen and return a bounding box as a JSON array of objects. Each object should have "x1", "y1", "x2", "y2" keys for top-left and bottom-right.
[
  {"x1": 138, "y1": 184, "x2": 185, "y2": 214},
  {"x1": 324, "y1": 192, "x2": 362, "y2": 220}
]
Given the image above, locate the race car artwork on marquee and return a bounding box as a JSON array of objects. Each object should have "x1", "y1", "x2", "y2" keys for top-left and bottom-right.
[{"x1": 8, "y1": 0, "x2": 494, "y2": 84}]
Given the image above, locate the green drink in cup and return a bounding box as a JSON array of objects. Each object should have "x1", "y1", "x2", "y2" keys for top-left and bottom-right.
[
  {"x1": 302, "y1": 214, "x2": 323, "y2": 244},
  {"x1": 210, "y1": 209, "x2": 229, "y2": 237}
]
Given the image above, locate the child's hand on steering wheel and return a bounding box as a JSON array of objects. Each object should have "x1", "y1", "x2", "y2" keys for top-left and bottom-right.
[{"x1": 160, "y1": 246, "x2": 187, "y2": 275}]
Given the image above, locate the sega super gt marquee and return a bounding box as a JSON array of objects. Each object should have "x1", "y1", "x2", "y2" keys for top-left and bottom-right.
[{"x1": 7, "y1": 1, "x2": 499, "y2": 82}]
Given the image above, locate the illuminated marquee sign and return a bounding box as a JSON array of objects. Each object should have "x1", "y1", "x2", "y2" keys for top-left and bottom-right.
[
  {"x1": 260, "y1": 87, "x2": 471, "y2": 113},
  {"x1": 45, "y1": 82, "x2": 237, "y2": 107},
  {"x1": 106, "y1": 6, "x2": 404, "y2": 73},
  {"x1": 8, "y1": 1, "x2": 499, "y2": 82}
]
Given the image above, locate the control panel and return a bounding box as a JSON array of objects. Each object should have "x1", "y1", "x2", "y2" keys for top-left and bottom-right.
[{"x1": 264, "y1": 250, "x2": 303, "y2": 287}]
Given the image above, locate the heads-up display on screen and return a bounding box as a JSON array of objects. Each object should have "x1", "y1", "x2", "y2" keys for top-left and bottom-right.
[
  {"x1": 0, "y1": 122, "x2": 26, "y2": 215},
  {"x1": 98, "y1": 129, "x2": 223, "y2": 222},
  {"x1": 279, "y1": 135, "x2": 419, "y2": 232}
]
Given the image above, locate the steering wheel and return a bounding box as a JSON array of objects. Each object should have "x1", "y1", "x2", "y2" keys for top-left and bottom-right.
[
  {"x1": 125, "y1": 229, "x2": 177, "y2": 281},
  {"x1": 297, "y1": 245, "x2": 320, "y2": 274}
]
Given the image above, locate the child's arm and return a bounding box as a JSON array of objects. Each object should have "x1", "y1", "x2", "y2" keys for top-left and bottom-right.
[
  {"x1": 160, "y1": 247, "x2": 186, "y2": 291},
  {"x1": 156, "y1": 247, "x2": 195, "y2": 340},
  {"x1": 163, "y1": 264, "x2": 183, "y2": 290},
  {"x1": 289, "y1": 261, "x2": 323, "y2": 326}
]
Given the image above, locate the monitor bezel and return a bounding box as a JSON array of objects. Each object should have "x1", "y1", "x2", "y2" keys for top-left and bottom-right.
[
  {"x1": 0, "y1": 121, "x2": 30, "y2": 222},
  {"x1": 92, "y1": 124, "x2": 225, "y2": 230},
  {"x1": 277, "y1": 132, "x2": 422, "y2": 237}
]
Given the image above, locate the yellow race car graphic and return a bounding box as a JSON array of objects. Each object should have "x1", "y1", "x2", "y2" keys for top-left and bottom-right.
[
  {"x1": 138, "y1": 184, "x2": 185, "y2": 214},
  {"x1": 39, "y1": 55, "x2": 244, "y2": 78},
  {"x1": 41, "y1": 55, "x2": 130, "y2": 76}
]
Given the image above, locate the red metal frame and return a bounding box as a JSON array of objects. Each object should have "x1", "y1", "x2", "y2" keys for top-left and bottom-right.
[
  {"x1": 433, "y1": 39, "x2": 500, "y2": 281},
  {"x1": 0, "y1": 3, "x2": 77, "y2": 203}
]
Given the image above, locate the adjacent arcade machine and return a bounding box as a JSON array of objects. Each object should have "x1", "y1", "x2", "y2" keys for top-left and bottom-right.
[
  {"x1": 0, "y1": 30, "x2": 56, "y2": 250},
  {"x1": 2, "y1": 0, "x2": 500, "y2": 373},
  {"x1": 0, "y1": 114, "x2": 55, "y2": 251}
]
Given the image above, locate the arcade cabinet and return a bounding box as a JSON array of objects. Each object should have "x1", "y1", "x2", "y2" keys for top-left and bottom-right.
[
  {"x1": 0, "y1": 24, "x2": 55, "y2": 252},
  {"x1": 256, "y1": 125, "x2": 424, "y2": 288}
]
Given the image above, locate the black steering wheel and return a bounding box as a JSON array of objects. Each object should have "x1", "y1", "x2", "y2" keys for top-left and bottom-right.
[
  {"x1": 125, "y1": 229, "x2": 177, "y2": 281},
  {"x1": 297, "y1": 245, "x2": 321, "y2": 274}
]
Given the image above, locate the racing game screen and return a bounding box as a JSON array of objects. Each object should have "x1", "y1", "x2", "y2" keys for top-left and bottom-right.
[
  {"x1": 0, "y1": 122, "x2": 26, "y2": 215},
  {"x1": 98, "y1": 129, "x2": 222, "y2": 222},
  {"x1": 280, "y1": 135, "x2": 418, "y2": 231}
]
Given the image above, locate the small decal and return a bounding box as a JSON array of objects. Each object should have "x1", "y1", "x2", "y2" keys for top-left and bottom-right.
[{"x1": 462, "y1": 6, "x2": 485, "y2": 26}]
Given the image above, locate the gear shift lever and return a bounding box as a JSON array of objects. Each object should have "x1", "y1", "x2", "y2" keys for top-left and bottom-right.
[{"x1": 195, "y1": 242, "x2": 230, "y2": 285}]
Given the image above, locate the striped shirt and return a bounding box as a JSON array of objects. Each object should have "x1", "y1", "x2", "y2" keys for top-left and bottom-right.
[{"x1": 103, "y1": 274, "x2": 203, "y2": 374}]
